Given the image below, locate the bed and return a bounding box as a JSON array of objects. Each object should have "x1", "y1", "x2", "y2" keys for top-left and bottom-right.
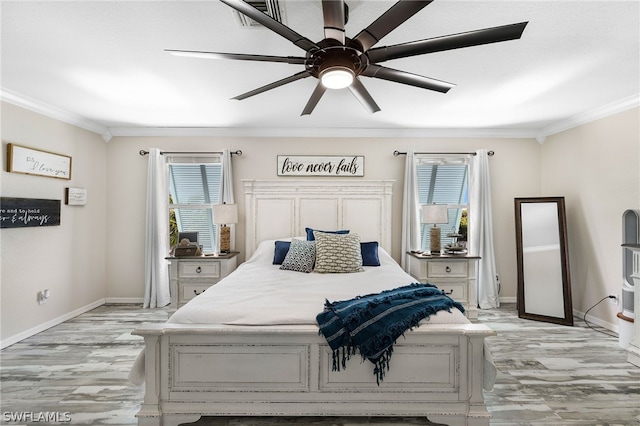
[{"x1": 131, "y1": 180, "x2": 496, "y2": 426}]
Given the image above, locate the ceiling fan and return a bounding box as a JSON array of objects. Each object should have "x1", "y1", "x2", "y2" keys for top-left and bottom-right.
[{"x1": 167, "y1": 0, "x2": 528, "y2": 115}]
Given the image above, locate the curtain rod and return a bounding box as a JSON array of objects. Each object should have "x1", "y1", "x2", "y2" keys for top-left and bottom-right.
[
  {"x1": 139, "y1": 149, "x2": 242, "y2": 156},
  {"x1": 393, "y1": 150, "x2": 494, "y2": 157}
]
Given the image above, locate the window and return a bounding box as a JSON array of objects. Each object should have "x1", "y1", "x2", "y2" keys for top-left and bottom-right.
[
  {"x1": 167, "y1": 156, "x2": 223, "y2": 253},
  {"x1": 416, "y1": 156, "x2": 469, "y2": 251}
]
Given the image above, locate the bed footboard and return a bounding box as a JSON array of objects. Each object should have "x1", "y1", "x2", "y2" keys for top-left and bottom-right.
[{"x1": 132, "y1": 323, "x2": 495, "y2": 426}]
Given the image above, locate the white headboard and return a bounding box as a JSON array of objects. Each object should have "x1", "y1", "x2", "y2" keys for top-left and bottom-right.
[{"x1": 244, "y1": 180, "x2": 394, "y2": 258}]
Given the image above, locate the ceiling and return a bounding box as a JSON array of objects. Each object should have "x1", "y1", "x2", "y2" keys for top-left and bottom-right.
[{"x1": 1, "y1": 1, "x2": 639, "y2": 140}]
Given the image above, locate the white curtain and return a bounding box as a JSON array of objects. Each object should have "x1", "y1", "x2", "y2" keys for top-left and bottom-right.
[
  {"x1": 470, "y1": 149, "x2": 500, "y2": 309},
  {"x1": 220, "y1": 149, "x2": 236, "y2": 250},
  {"x1": 143, "y1": 148, "x2": 171, "y2": 308},
  {"x1": 401, "y1": 150, "x2": 420, "y2": 271},
  {"x1": 220, "y1": 149, "x2": 235, "y2": 204}
]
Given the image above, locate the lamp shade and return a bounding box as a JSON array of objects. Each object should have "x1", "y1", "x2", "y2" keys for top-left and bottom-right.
[
  {"x1": 421, "y1": 204, "x2": 448, "y2": 224},
  {"x1": 212, "y1": 203, "x2": 238, "y2": 225}
]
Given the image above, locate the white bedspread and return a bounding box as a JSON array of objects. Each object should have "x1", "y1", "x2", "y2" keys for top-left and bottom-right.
[
  {"x1": 168, "y1": 239, "x2": 469, "y2": 326},
  {"x1": 130, "y1": 239, "x2": 496, "y2": 390}
]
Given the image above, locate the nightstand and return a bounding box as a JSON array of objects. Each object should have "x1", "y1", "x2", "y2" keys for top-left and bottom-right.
[
  {"x1": 166, "y1": 253, "x2": 239, "y2": 313},
  {"x1": 407, "y1": 252, "x2": 480, "y2": 319}
]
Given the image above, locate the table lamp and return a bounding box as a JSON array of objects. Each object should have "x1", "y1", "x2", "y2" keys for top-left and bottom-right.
[
  {"x1": 212, "y1": 203, "x2": 238, "y2": 253},
  {"x1": 421, "y1": 204, "x2": 449, "y2": 255}
]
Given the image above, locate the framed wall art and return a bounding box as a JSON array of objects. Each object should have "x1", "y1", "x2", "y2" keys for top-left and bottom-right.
[
  {"x1": 0, "y1": 197, "x2": 61, "y2": 228},
  {"x1": 7, "y1": 143, "x2": 72, "y2": 180},
  {"x1": 65, "y1": 187, "x2": 87, "y2": 205}
]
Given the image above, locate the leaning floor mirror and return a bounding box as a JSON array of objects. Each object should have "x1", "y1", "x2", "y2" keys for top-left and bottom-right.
[{"x1": 514, "y1": 197, "x2": 573, "y2": 326}]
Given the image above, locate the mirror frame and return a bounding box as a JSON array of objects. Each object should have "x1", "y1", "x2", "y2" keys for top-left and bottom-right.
[{"x1": 514, "y1": 196, "x2": 573, "y2": 326}]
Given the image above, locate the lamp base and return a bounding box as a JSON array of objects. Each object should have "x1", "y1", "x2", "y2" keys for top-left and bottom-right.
[
  {"x1": 219, "y1": 225, "x2": 231, "y2": 253},
  {"x1": 429, "y1": 226, "x2": 442, "y2": 255}
]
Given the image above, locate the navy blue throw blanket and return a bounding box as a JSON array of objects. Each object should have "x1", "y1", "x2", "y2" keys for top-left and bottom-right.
[{"x1": 316, "y1": 283, "x2": 465, "y2": 384}]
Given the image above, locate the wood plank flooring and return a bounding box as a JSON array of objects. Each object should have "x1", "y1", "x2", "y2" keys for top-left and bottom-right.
[{"x1": 1, "y1": 304, "x2": 638, "y2": 425}]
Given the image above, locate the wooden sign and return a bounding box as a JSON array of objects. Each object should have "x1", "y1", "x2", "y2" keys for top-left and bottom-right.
[
  {"x1": 0, "y1": 197, "x2": 61, "y2": 228},
  {"x1": 65, "y1": 187, "x2": 87, "y2": 205},
  {"x1": 7, "y1": 143, "x2": 72, "y2": 180},
  {"x1": 277, "y1": 155, "x2": 364, "y2": 177}
]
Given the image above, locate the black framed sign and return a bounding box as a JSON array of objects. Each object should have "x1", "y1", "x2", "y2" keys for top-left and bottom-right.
[
  {"x1": 0, "y1": 197, "x2": 61, "y2": 228},
  {"x1": 277, "y1": 155, "x2": 364, "y2": 177}
]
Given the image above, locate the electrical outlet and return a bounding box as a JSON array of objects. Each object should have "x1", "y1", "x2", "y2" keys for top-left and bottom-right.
[
  {"x1": 38, "y1": 289, "x2": 50, "y2": 305},
  {"x1": 609, "y1": 294, "x2": 619, "y2": 305}
]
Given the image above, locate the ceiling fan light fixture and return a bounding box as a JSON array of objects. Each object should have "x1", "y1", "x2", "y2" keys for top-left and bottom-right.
[{"x1": 320, "y1": 66, "x2": 354, "y2": 89}]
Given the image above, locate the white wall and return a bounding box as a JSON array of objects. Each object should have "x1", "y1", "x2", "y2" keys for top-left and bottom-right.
[
  {"x1": 4, "y1": 101, "x2": 637, "y2": 344},
  {"x1": 105, "y1": 135, "x2": 541, "y2": 302},
  {"x1": 541, "y1": 107, "x2": 640, "y2": 327},
  {"x1": 1, "y1": 102, "x2": 108, "y2": 345}
]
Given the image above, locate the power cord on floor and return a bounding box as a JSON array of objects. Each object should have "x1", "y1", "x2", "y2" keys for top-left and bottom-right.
[{"x1": 582, "y1": 296, "x2": 618, "y2": 338}]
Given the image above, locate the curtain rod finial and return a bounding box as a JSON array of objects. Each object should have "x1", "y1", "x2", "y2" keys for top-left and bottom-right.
[{"x1": 139, "y1": 150, "x2": 149, "y2": 156}]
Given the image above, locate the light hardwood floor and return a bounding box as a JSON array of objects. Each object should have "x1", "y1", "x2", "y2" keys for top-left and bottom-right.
[{"x1": 1, "y1": 304, "x2": 638, "y2": 425}]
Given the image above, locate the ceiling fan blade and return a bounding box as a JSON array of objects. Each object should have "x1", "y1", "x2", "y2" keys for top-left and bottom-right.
[
  {"x1": 301, "y1": 82, "x2": 327, "y2": 116},
  {"x1": 362, "y1": 64, "x2": 454, "y2": 93},
  {"x1": 219, "y1": 0, "x2": 318, "y2": 52},
  {"x1": 166, "y1": 49, "x2": 306, "y2": 65},
  {"x1": 348, "y1": 78, "x2": 381, "y2": 113},
  {"x1": 367, "y1": 21, "x2": 529, "y2": 63},
  {"x1": 233, "y1": 70, "x2": 312, "y2": 100},
  {"x1": 353, "y1": 0, "x2": 434, "y2": 52},
  {"x1": 322, "y1": 0, "x2": 346, "y2": 44}
]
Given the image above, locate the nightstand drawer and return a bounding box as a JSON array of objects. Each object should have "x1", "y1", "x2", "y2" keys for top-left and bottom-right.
[
  {"x1": 179, "y1": 262, "x2": 221, "y2": 278},
  {"x1": 181, "y1": 283, "x2": 212, "y2": 302},
  {"x1": 168, "y1": 253, "x2": 239, "y2": 315},
  {"x1": 435, "y1": 282, "x2": 467, "y2": 302},
  {"x1": 428, "y1": 261, "x2": 468, "y2": 278},
  {"x1": 407, "y1": 253, "x2": 479, "y2": 320}
]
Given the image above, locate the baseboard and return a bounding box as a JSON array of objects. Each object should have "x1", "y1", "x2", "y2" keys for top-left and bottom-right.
[
  {"x1": 574, "y1": 308, "x2": 619, "y2": 334},
  {"x1": 1, "y1": 299, "x2": 107, "y2": 349},
  {"x1": 497, "y1": 299, "x2": 618, "y2": 334},
  {"x1": 105, "y1": 297, "x2": 144, "y2": 304}
]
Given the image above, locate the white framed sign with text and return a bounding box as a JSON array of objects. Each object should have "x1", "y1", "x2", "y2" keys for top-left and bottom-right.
[
  {"x1": 7, "y1": 143, "x2": 72, "y2": 180},
  {"x1": 277, "y1": 155, "x2": 364, "y2": 177}
]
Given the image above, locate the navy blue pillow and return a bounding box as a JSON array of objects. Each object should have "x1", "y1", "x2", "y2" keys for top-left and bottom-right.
[
  {"x1": 306, "y1": 227, "x2": 349, "y2": 241},
  {"x1": 361, "y1": 241, "x2": 380, "y2": 266},
  {"x1": 273, "y1": 240, "x2": 291, "y2": 265}
]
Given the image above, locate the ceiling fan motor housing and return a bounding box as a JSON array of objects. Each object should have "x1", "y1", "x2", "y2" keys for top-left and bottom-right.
[{"x1": 306, "y1": 38, "x2": 367, "y2": 79}]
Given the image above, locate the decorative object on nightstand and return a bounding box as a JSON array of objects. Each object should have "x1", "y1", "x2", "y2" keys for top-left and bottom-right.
[
  {"x1": 445, "y1": 229, "x2": 467, "y2": 255},
  {"x1": 212, "y1": 203, "x2": 238, "y2": 253},
  {"x1": 421, "y1": 204, "x2": 449, "y2": 255},
  {"x1": 173, "y1": 238, "x2": 201, "y2": 257}
]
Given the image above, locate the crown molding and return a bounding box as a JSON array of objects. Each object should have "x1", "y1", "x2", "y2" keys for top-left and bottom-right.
[
  {"x1": 536, "y1": 94, "x2": 640, "y2": 143},
  {"x1": 107, "y1": 126, "x2": 539, "y2": 139},
  {"x1": 2, "y1": 88, "x2": 637, "y2": 143},
  {"x1": 0, "y1": 88, "x2": 112, "y2": 142}
]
